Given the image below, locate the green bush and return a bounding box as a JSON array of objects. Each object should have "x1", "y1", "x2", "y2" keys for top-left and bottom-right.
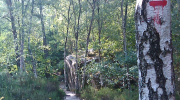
[
  {"x1": 80, "y1": 86, "x2": 97, "y2": 100},
  {"x1": 95, "y1": 87, "x2": 120, "y2": 100},
  {"x1": 81, "y1": 86, "x2": 138, "y2": 100},
  {"x1": 0, "y1": 72, "x2": 65, "y2": 100}
]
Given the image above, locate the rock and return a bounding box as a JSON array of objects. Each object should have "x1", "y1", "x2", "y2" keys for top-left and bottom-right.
[
  {"x1": 65, "y1": 49, "x2": 101, "y2": 91},
  {"x1": 65, "y1": 55, "x2": 77, "y2": 92}
]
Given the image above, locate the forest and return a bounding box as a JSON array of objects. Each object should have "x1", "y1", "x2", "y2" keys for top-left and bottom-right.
[{"x1": 0, "y1": 0, "x2": 180, "y2": 100}]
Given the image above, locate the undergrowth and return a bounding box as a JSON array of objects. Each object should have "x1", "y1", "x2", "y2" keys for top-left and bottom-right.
[
  {"x1": 0, "y1": 71, "x2": 65, "y2": 100},
  {"x1": 81, "y1": 85, "x2": 138, "y2": 100}
]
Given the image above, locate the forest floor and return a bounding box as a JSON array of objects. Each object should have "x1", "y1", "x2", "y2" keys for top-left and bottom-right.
[{"x1": 59, "y1": 82, "x2": 80, "y2": 100}]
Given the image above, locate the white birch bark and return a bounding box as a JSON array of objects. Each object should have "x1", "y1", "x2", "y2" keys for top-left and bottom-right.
[{"x1": 135, "y1": 0, "x2": 175, "y2": 100}]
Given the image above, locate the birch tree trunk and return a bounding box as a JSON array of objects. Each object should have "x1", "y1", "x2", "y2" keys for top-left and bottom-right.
[{"x1": 135, "y1": 0, "x2": 175, "y2": 100}]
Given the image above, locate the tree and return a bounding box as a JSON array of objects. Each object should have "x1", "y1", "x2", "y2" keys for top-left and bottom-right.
[
  {"x1": 74, "y1": 0, "x2": 82, "y2": 93},
  {"x1": 64, "y1": 0, "x2": 71, "y2": 90},
  {"x1": 122, "y1": 0, "x2": 129, "y2": 90},
  {"x1": 83, "y1": 0, "x2": 96, "y2": 88},
  {"x1": 20, "y1": 0, "x2": 25, "y2": 72},
  {"x1": 39, "y1": 0, "x2": 48, "y2": 58},
  {"x1": 96, "y1": 0, "x2": 102, "y2": 62},
  {"x1": 135, "y1": 0, "x2": 175, "y2": 99},
  {"x1": 28, "y1": 0, "x2": 37, "y2": 78},
  {"x1": 5, "y1": 0, "x2": 20, "y2": 70}
]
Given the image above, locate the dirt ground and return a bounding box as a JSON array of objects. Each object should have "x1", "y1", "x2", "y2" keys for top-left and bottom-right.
[{"x1": 59, "y1": 83, "x2": 80, "y2": 100}]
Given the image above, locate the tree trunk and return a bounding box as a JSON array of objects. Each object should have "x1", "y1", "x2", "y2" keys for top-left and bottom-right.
[
  {"x1": 97, "y1": 0, "x2": 103, "y2": 87},
  {"x1": 123, "y1": 2, "x2": 127, "y2": 57},
  {"x1": 5, "y1": 0, "x2": 20, "y2": 70},
  {"x1": 85, "y1": 0, "x2": 96, "y2": 57},
  {"x1": 39, "y1": 0, "x2": 48, "y2": 58},
  {"x1": 83, "y1": 0, "x2": 96, "y2": 88},
  {"x1": 29, "y1": 0, "x2": 37, "y2": 78},
  {"x1": 72, "y1": 0, "x2": 80, "y2": 93},
  {"x1": 20, "y1": 0, "x2": 25, "y2": 72},
  {"x1": 135, "y1": 0, "x2": 175, "y2": 100},
  {"x1": 75, "y1": 0, "x2": 82, "y2": 93},
  {"x1": 64, "y1": 1, "x2": 71, "y2": 90},
  {"x1": 121, "y1": 0, "x2": 125, "y2": 87},
  {"x1": 97, "y1": 0, "x2": 102, "y2": 62},
  {"x1": 123, "y1": 0, "x2": 129, "y2": 90}
]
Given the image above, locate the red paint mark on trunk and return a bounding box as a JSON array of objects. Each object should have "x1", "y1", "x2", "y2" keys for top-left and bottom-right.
[
  {"x1": 150, "y1": 1, "x2": 167, "y2": 9},
  {"x1": 149, "y1": 0, "x2": 167, "y2": 25},
  {"x1": 154, "y1": 12, "x2": 161, "y2": 25}
]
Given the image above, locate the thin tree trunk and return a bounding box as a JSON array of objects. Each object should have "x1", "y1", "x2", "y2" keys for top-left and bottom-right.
[
  {"x1": 28, "y1": 0, "x2": 37, "y2": 78},
  {"x1": 77, "y1": 0, "x2": 82, "y2": 91},
  {"x1": 121, "y1": 0, "x2": 126, "y2": 87},
  {"x1": 73, "y1": 0, "x2": 81, "y2": 93},
  {"x1": 20, "y1": 0, "x2": 25, "y2": 72},
  {"x1": 123, "y1": 1, "x2": 129, "y2": 90},
  {"x1": 121, "y1": 0, "x2": 127, "y2": 56},
  {"x1": 83, "y1": 0, "x2": 96, "y2": 88},
  {"x1": 135, "y1": 0, "x2": 175, "y2": 99},
  {"x1": 85, "y1": 0, "x2": 96, "y2": 56},
  {"x1": 121, "y1": 0, "x2": 124, "y2": 29},
  {"x1": 123, "y1": 2, "x2": 127, "y2": 58},
  {"x1": 97, "y1": 0, "x2": 103, "y2": 87},
  {"x1": 64, "y1": 1, "x2": 71, "y2": 90},
  {"x1": 82, "y1": 8, "x2": 88, "y2": 88},
  {"x1": 39, "y1": 0, "x2": 47, "y2": 58},
  {"x1": 5, "y1": 0, "x2": 20, "y2": 70},
  {"x1": 72, "y1": 0, "x2": 79, "y2": 93},
  {"x1": 18, "y1": 16, "x2": 21, "y2": 52},
  {"x1": 97, "y1": 0, "x2": 102, "y2": 62}
]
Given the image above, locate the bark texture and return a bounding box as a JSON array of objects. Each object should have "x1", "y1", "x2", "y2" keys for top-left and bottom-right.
[{"x1": 135, "y1": 0, "x2": 175, "y2": 100}]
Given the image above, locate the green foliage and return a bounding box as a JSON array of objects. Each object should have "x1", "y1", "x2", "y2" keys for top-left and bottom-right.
[
  {"x1": 0, "y1": 72, "x2": 65, "y2": 100},
  {"x1": 80, "y1": 86, "x2": 97, "y2": 100},
  {"x1": 0, "y1": 0, "x2": 179, "y2": 99},
  {"x1": 81, "y1": 86, "x2": 138, "y2": 100},
  {"x1": 85, "y1": 50, "x2": 138, "y2": 88},
  {"x1": 176, "y1": 92, "x2": 180, "y2": 100}
]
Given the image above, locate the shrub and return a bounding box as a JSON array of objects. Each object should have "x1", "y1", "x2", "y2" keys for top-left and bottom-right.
[
  {"x1": 80, "y1": 86, "x2": 97, "y2": 100},
  {"x1": 0, "y1": 72, "x2": 65, "y2": 100},
  {"x1": 81, "y1": 85, "x2": 138, "y2": 100}
]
